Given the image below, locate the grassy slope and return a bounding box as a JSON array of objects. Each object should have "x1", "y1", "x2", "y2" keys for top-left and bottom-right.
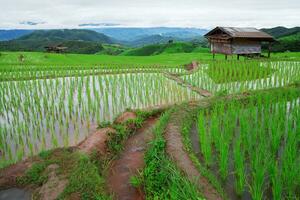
[
  {"x1": 122, "y1": 42, "x2": 209, "y2": 56},
  {"x1": 279, "y1": 32, "x2": 300, "y2": 42},
  {"x1": 97, "y1": 44, "x2": 129, "y2": 55},
  {"x1": 0, "y1": 51, "x2": 300, "y2": 67}
]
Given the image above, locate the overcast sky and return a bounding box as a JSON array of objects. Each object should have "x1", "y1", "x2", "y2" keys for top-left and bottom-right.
[{"x1": 0, "y1": 0, "x2": 299, "y2": 29}]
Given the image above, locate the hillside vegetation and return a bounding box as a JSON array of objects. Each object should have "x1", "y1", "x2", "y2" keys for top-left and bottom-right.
[
  {"x1": 0, "y1": 29, "x2": 114, "y2": 54},
  {"x1": 0, "y1": 27, "x2": 299, "y2": 54},
  {"x1": 272, "y1": 32, "x2": 300, "y2": 52},
  {"x1": 262, "y1": 27, "x2": 300, "y2": 52},
  {"x1": 122, "y1": 42, "x2": 209, "y2": 56},
  {"x1": 17, "y1": 29, "x2": 113, "y2": 43},
  {"x1": 261, "y1": 26, "x2": 300, "y2": 38}
]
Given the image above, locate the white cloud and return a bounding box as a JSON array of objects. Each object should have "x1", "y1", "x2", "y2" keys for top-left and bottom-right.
[{"x1": 0, "y1": 0, "x2": 299, "y2": 29}]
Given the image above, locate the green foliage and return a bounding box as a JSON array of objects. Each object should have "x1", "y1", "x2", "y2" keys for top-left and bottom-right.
[
  {"x1": 17, "y1": 162, "x2": 49, "y2": 186},
  {"x1": 59, "y1": 154, "x2": 110, "y2": 200},
  {"x1": 205, "y1": 60, "x2": 275, "y2": 84},
  {"x1": 261, "y1": 26, "x2": 300, "y2": 38},
  {"x1": 38, "y1": 149, "x2": 53, "y2": 159},
  {"x1": 0, "y1": 29, "x2": 113, "y2": 54},
  {"x1": 0, "y1": 40, "x2": 104, "y2": 54},
  {"x1": 17, "y1": 29, "x2": 113, "y2": 43},
  {"x1": 98, "y1": 121, "x2": 112, "y2": 128},
  {"x1": 142, "y1": 111, "x2": 203, "y2": 199},
  {"x1": 129, "y1": 175, "x2": 143, "y2": 188},
  {"x1": 97, "y1": 44, "x2": 128, "y2": 55},
  {"x1": 261, "y1": 27, "x2": 300, "y2": 52},
  {"x1": 122, "y1": 42, "x2": 207, "y2": 56},
  {"x1": 0, "y1": 51, "x2": 299, "y2": 71},
  {"x1": 271, "y1": 32, "x2": 300, "y2": 52},
  {"x1": 16, "y1": 149, "x2": 110, "y2": 199},
  {"x1": 107, "y1": 124, "x2": 129, "y2": 153},
  {"x1": 194, "y1": 88, "x2": 300, "y2": 199}
]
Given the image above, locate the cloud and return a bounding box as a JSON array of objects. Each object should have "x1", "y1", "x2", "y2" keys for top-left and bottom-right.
[
  {"x1": 19, "y1": 21, "x2": 46, "y2": 26},
  {"x1": 0, "y1": 0, "x2": 299, "y2": 29},
  {"x1": 78, "y1": 23, "x2": 121, "y2": 27}
]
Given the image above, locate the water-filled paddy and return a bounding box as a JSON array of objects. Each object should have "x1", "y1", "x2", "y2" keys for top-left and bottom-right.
[{"x1": 0, "y1": 73, "x2": 201, "y2": 165}]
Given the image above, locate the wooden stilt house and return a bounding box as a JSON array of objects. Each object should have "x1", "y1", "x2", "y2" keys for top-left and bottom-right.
[{"x1": 204, "y1": 27, "x2": 275, "y2": 59}]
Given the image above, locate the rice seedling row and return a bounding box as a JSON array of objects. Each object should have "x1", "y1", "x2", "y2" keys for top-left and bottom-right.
[
  {"x1": 0, "y1": 65, "x2": 186, "y2": 81},
  {"x1": 194, "y1": 90, "x2": 300, "y2": 199},
  {"x1": 0, "y1": 72, "x2": 201, "y2": 167},
  {"x1": 181, "y1": 61, "x2": 300, "y2": 94}
]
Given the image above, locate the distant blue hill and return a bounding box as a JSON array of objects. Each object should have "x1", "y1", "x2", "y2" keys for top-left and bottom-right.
[
  {"x1": 92, "y1": 27, "x2": 208, "y2": 41},
  {"x1": 0, "y1": 30, "x2": 33, "y2": 41}
]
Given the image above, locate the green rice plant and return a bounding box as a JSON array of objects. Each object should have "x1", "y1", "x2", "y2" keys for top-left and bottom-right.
[
  {"x1": 248, "y1": 148, "x2": 268, "y2": 200},
  {"x1": 218, "y1": 137, "x2": 229, "y2": 181},
  {"x1": 197, "y1": 111, "x2": 212, "y2": 167},
  {"x1": 270, "y1": 161, "x2": 282, "y2": 200},
  {"x1": 233, "y1": 135, "x2": 245, "y2": 195}
]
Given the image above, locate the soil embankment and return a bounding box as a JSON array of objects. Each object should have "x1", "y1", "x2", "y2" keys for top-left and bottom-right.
[
  {"x1": 107, "y1": 117, "x2": 158, "y2": 200},
  {"x1": 165, "y1": 109, "x2": 222, "y2": 200},
  {"x1": 163, "y1": 72, "x2": 212, "y2": 97}
]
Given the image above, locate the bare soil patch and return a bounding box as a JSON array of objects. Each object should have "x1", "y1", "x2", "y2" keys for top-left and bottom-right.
[
  {"x1": 78, "y1": 127, "x2": 116, "y2": 155},
  {"x1": 37, "y1": 164, "x2": 68, "y2": 200},
  {"x1": 115, "y1": 111, "x2": 137, "y2": 124},
  {"x1": 185, "y1": 61, "x2": 200, "y2": 71}
]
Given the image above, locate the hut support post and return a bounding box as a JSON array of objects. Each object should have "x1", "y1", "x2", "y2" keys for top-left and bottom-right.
[
  {"x1": 268, "y1": 42, "x2": 271, "y2": 58},
  {"x1": 237, "y1": 54, "x2": 240, "y2": 60},
  {"x1": 225, "y1": 54, "x2": 228, "y2": 60},
  {"x1": 211, "y1": 41, "x2": 215, "y2": 60}
]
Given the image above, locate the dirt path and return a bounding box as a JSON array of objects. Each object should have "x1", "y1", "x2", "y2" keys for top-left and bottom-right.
[
  {"x1": 163, "y1": 72, "x2": 212, "y2": 97},
  {"x1": 78, "y1": 127, "x2": 115, "y2": 155},
  {"x1": 165, "y1": 112, "x2": 223, "y2": 200},
  {"x1": 107, "y1": 117, "x2": 158, "y2": 200}
]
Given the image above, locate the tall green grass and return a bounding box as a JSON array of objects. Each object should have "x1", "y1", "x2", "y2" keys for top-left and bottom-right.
[
  {"x1": 182, "y1": 60, "x2": 300, "y2": 94},
  {"x1": 142, "y1": 111, "x2": 203, "y2": 200},
  {"x1": 195, "y1": 89, "x2": 300, "y2": 199}
]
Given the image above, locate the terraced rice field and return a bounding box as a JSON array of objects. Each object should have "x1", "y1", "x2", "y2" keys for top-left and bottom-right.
[
  {"x1": 0, "y1": 72, "x2": 200, "y2": 164},
  {"x1": 0, "y1": 57, "x2": 299, "y2": 200}
]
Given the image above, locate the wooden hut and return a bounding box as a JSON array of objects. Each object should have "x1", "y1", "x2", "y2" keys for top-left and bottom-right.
[
  {"x1": 45, "y1": 44, "x2": 68, "y2": 53},
  {"x1": 204, "y1": 27, "x2": 275, "y2": 59}
]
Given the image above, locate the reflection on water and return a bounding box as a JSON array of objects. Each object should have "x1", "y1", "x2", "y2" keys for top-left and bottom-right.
[
  {"x1": 182, "y1": 61, "x2": 300, "y2": 93},
  {"x1": 0, "y1": 73, "x2": 201, "y2": 164},
  {"x1": 0, "y1": 188, "x2": 31, "y2": 200}
]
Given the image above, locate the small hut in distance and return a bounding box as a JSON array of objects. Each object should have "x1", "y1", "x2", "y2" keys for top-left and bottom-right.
[
  {"x1": 45, "y1": 44, "x2": 68, "y2": 53},
  {"x1": 204, "y1": 27, "x2": 275, "y2": 59}
]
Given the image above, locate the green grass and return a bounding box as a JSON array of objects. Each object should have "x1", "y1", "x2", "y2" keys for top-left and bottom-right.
[
  {"x1": 121, "y1": 42, "x2": 203, "y2": 56},
  {"x1": 58, "y1": 154, "x2": 110, "y2": 200},
  {"x1": 193, "y1": 86, "x2": 300, "y2": 199},
  {"x1": 1, "y1": 51, "x2": 299, "y2": 68},
  {"x1": 205, "y1": 61, "x2": 275, "y2": 83},
  {"x1": 141, "y1": 110, "x2": 204, "y2": 200},
  {"x1": 97, "y1": 44, "x2": 129, "y2": 55},
  {"x1": 17, "y1": 148, "x2": 111, "y2": 199},
  {"x1": 279, "y1": 32, "x2": 300, "y2": 42},
  {"x1": 17, "y1": 162, "x2": 50, "y2": 186}
]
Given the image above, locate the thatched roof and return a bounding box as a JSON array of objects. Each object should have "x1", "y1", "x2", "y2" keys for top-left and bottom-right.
[{"x1": 205, "y1": 27, "x2": 275, "y2": 41}]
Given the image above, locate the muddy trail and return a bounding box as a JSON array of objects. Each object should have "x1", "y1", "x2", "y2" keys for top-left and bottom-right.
[
  {"x1": 165, "y1": 107, "x2": 223, "y2": 200},
  {"x1": 163, "y1": 72, "x2": 212, "y2": 97},
  {"x1": 107, "y1": 117, "x2": 158, "y2": 200}
]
